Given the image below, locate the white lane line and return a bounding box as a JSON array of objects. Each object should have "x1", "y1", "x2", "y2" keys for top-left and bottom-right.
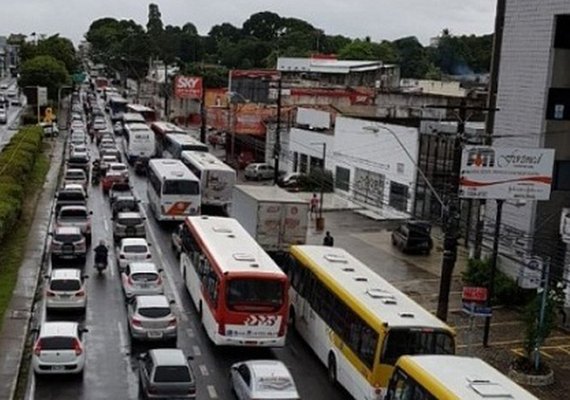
[
  {"x1": 192, "y1": 345, "x2": 201, "y2": 357},
  {"x1": 186, "y1": 328, "x2": 195, "y2": 339},
  {"x1": 117, "y1": 320, "x2": 128, "y2": 354},
  {"x1": 207, "y1": 385, "x2": 218, "y2": 399},
  {"x1": 103, "y1": 219, "x2": 109, "y2": 232},
  {"x1": 25, "y1": 373, "x2": 35, "y2": 400},
  {"x1": 199, "y1": 364, "x2": 209, "y2": 376}
]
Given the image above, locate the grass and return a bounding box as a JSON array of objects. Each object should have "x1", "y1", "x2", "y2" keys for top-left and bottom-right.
[{"x1": 0, "y1": 145, "x2": 50, "y2": 329}]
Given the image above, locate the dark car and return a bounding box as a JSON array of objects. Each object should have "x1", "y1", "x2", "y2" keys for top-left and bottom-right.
[
  {"x1": 138, "y1": 349, "x2": 196, "y2": 399},
  {"x1": 67, "y1": 154, "x2": 90, "y2": 173},
  {"x1": 55, "y1": 187, "x2": 87, "y2": 214},
  {"x1": 111, "y1": 196, "x2": 140, "y2": 219},
  {"x1": 391, "y1": 220, "x2": 433, "y2": 255}
]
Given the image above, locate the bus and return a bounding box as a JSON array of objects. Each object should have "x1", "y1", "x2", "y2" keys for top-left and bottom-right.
[
  {"x1": 127, "y1": 104, "x2": 157, "y2": 123},
  {"x1": 123, "y1": 123, "x2": 155, "y2": 163},
  {"x1": 150, "y1": 121, "x2": 186, "y2": 156},
  {"x1": 121, "y1": 112, "x2": 146, "y2": 132},
  {"x1": 285, "y1": 246, "x2": 456, "y2": 400},
  {"x1": 108, "y1": 95, "x2": 128, "y2": 123},
  {"x1": 385, "y1": 355, "x2": 538, "y2": 400},
  {"x1": 162, "y1": 133, "x2": 208, "y2": 159},
  {"x1": 180, "y1": 151, "x2": 236, "y2": 209},
  {"x1": 147, "y1": 159, "x2": 201, "y2": 221},
  {"x1": 179, "y1": 216, "x2": 289, "y2": 347}
]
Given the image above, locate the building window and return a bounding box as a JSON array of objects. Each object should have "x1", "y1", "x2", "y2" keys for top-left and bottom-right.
[
  {"x1": 310, "y1": 156, "x2": 323, "y2": 172},
  {"x1": 300, "y1": 154, "x2": 308, "y2": 173},
  {"x1": 335, "y1": 167, "x2": 350, "y2": 191},
  {"x1": 553, "y1": 161, "x2": 570, "y2": 191},
  {"x1": 397, "y1": 163, "x2": 405, "y2": 174},
  {"x1": 293, "y1": 152, "x2": 299, "y2": 172},
  {"x1": 389, "y1": 182, "x2": 409, "y2": 212}
]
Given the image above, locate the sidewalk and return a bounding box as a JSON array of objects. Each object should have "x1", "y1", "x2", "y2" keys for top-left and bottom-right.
[{"x1": 0, "y1": 136, "x2": 64, "y2": 400}]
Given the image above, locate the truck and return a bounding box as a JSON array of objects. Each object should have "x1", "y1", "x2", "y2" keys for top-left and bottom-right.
[{"x1": 231, "y1": 185, "x2": 309, "y2": 257}]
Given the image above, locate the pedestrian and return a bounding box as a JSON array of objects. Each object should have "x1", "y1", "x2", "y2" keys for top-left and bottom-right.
[
  {"x1": 323, "y1": 231, "x2": 334, "y2": 247},
  {"x1": 310, "y1": 193, "x2": 319, "y2": 219}
]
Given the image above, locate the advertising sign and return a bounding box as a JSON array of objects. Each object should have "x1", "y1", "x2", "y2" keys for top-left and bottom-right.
[
  {"x1": 517, "y1": 256, "x2": 543, "y2": 289},
  {"x1": 459, "y1": 146, "x2": 555, "y2": 200},
  {"x1": 462, "y1": 287, "x2": 488, "y2": 302},
  {"x1": 174, "y1": 76, "x2": 202, "y2": 99}
]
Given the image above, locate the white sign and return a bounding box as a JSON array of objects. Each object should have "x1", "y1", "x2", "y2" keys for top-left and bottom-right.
[
  {"x1": 38, "y1": 87, "x2": 48, "y2": 106},
  {"x1": 561, "y1": 208, "x2": 570, "y2": 244},
  {"x1": 517, "y1": 256, "x2": 543, "y2": 289},
  {"x1": 459, "y1": 146, "x2": 555, "y2": 200}
]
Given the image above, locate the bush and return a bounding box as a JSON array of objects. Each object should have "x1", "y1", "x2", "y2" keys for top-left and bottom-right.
[{"x1": 298, "y1": 168, "x2": 334, "y2": 193}]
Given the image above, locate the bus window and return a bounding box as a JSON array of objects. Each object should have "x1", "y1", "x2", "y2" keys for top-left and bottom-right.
[
  {"x1": 382, "y1": 329, "x2": 455, "y2": 365},
  {"x1": 163, "y1": 180, "x2": 200, "y2": 195},
  {"x1": 226, "y1": 279, "x2": 284, "y2": 311}
]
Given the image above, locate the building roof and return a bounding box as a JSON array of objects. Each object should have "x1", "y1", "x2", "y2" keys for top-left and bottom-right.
[
  {"x1": 278, "y1": 57, "x2": 393, "y2": 74},
  {"x1": 234, "y1": 185, "x2": 307, "y2": 204}
]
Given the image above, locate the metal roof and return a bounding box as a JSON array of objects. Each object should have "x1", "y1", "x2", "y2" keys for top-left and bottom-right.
[{"x1": 233, "y1": 185, "x2": 307, "y2": 204}]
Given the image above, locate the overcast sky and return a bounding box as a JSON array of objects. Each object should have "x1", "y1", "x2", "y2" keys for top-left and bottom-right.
[{"x1": 0, "y1": 0, "x2": 496, "y2": 45}]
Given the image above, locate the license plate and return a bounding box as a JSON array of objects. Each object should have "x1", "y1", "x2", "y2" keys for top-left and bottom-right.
[
  {"x1": 148, "y1": 331, "x2": 163, "y2": 338},
  {"x1": 60, "y1": 294, "x2": 71, "y2": 298},
  {"x1": 52, "y1": 365, "x2": 64, "y2": 371}
]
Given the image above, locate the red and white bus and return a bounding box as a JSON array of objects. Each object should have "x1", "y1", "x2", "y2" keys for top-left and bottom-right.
[
  {"x1": 150, "y1": 121, "x2": 185, "y2": 156},
  {"x1": 179, "y1": 216, "x2": 289, "y2": 347}
]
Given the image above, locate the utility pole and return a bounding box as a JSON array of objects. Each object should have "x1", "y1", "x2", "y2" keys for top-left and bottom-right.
[
  {"x1": 273, "y1": 76, "x2": 282, "y2": 184},
  {"x1": 163, "y1": 61, "x2": 169, "y2": 121},
  {"x1": 200, "y1": 80, "x2": 206, "y2": 143}
]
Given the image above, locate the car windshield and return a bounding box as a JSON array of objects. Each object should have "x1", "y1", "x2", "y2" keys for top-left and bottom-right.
[
  {"x1": 60, "y1": 209, "x2": 87, "y2": 218},
  {"x1": 381, "y1": 328, "x2": 455, "y2": 365},
  {"x1": 115, "y1": 201, "x2": 137, "y2": 211},
  {"x1": 54, "y1": 233, "x2": 82, "y2": 242},
  {"x1": 111, "y1": 165, "x2": 126, "y2": 171},
  {"x1": 227, "y1": 279, "x2": 284, "y2": 311},
  {"x1": 118, "y1": 217, "x2": 143, "y2": 226},
  {"x1": 162, "y1": 180, "x2": 199, "y2": 195},
  {"x1": 39, "y1": 336, "x2": 75, "y2": 350},
  {"x1": 138, "y1": 307, "x2": 170, "y2": 318},
  {"x1": 66, "y1": 172, "x2": 85, "y2": 179},
  {"x1": 112, "y1": 184, "x2": 130, "y2": 191},
  {"x1": 124, "y1": 245, "x2": 147, "y2": 253},
  {"x1": 154, "y1": 366, "x2": 191, "y2": 383},
  {"x1": 50, "y1": 279, "x2": 81, "y2": 291},
  {"x1": 69, "y1": 157, "x2": 88, "y2": 163},
  {"x1": 256, "y1": 376, "x2": 295, "y2": 392},
  {"x1": 58, "y1": 192, "x2": 84, "y2": 201}
]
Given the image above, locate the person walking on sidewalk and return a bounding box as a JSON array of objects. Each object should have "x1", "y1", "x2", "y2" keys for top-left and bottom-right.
[
  {"x1": 323, "y1": 231, "x2": 334, "y2": 247},
  {"x1": 310, "y1": 193, "x2": 319, "y2": 219}
]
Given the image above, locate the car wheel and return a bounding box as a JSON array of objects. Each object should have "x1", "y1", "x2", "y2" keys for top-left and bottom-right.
[{"x1": 328, "y1": 353, "x2": 337, "y2": 385}]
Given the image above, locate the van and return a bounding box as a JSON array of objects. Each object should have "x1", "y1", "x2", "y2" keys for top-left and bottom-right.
[{"x1": 391, "y1": 220, "x2": 433, "y2": 255}]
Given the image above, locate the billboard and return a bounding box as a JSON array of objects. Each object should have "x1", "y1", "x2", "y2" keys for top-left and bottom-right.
[
  {"x1": 174, "y1": 76, "x2": 202, "y2": 99},
  {"x1": 459, "y1": 146, "x2": 555, "y2": 200}
]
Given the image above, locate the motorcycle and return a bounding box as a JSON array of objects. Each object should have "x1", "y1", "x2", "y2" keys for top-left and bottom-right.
[
  {"x1": 91, "y1": 172, "x2": 100, "y2": 185},
  {"x1": 94, "y1": 259, "x2": 107, "y2": 274}
]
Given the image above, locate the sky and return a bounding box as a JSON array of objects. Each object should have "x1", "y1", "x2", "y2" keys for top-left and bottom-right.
[{"x1": 0, "y1": 0, "x2": 496, "y2": 45}]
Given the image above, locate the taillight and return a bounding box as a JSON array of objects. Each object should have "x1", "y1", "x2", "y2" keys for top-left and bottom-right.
[
  {"x1": 33, "y1": 340, "x2": 42, "y2": 356},
  {"x1": 168, "y1": 317, "x2": 177, "y2": 327},
  {"x1": 46, "y1": 290, "x2": 56, "y2": 297},
  {"x1": 120, "y1": 254, "x2": 125, "y2": 259},
  {"x1": 132, "y1": 318, "x2": 142, "y2": 327},
  {"x1": 156, "y1": 275, "x2": 162, "y2": 285},
  {"x1": 278, "y1": 318, "x2": 287, "y2": 336},
  {"x1": 218, "y1": 323, "x2": 225, "y2": 335},
  {"x1": 73, "y1": 339, "x2": 83, "y2": 356},
  {"x1": 75, "y1": 290, "x2": 85, "y2": 297},
  {"x1": 145, "y1": 254, "x2": 151, "y2": 259}
]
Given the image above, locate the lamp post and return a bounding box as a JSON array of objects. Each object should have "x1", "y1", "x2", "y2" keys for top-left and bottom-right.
[
  {"x1": 310, "y1": 142, "x2": 327, "y2": 220},
  {"x1": 273, "y1": 75, "x2": 282, "y2": 184}
]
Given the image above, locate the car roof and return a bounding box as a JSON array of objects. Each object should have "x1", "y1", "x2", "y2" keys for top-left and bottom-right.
[
  {"x1": 150, "y1": 349, "x2": 187, "y2": 366},
  {"x1": 62, "y1": 184, "x2": 85, "y2": 192},
  {"x1": 109, "y1": 162, "x2": 126, "y2": 168},
  {"x1": 121, "y1": 238, "x2": 148, "y2": 246},
  {"x1": 117, "y1": 212, "x2": 142, "y2": 219},
  {"x1": 40, "y1": 321, "x2": 79, "y2": 337},
  {"x1": 66, "y1": 169, "x2": 86, "y2": 175},
  {"x1": 114, "y1": 195, "x2": 137, "y2": 202},
  {"x1": 128, "y1": 262, "x2": 157, "y2": 273},
  {"x1": 242, "y1": 360, "x2": 292, "y2": 381},
  {"x1": 102, "y1": 155, "x2": 118, "y2": 160},
  {"x1": 59, "y1": 205, "x2": 88, "y2": 212},
  {"x1": 50, "y1": 268, "x2": 82, "y2": 280},
  {"x1": 136, "y1": 295, "x2": 169, "y2": 308},
  {"x1": 54, "y1": 226, "x2": 82, "y2": 235}
]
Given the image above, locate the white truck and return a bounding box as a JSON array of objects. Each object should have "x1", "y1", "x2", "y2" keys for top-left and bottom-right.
[{"x1": 231, "y1": 185, "x2": 309, "y2": 255}]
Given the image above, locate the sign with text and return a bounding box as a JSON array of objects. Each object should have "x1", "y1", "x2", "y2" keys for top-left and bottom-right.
[
  {"x1": 462, "y1": 302, "x2": 492, "y2": 317},
  {"x1": 174, "y1": 76, "x2": 202, "y2": 99},
  {"x1": 462, "y1": 286, "x2": 488, "y2": 302},
  {"x1": 459, "y1": 146, "x2": 555, "y2": 200}
]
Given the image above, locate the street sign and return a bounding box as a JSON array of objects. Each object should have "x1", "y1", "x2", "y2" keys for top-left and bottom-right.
[
  {"x1": 174, "y1": 76, "x2": 202, "y2": 99},
  {"x1": 517, "y1": 256, "x2": 543, "y2": 289},
  {"x1": 462, "y1": 286, "x2": 488, "y2": 302},
  {"x1": 73, "y1": 72, "x2": 86, "y2": 84},
  {"x1": 462, "y1": 302, "x2": 492, "y2": 317},
  {"x1": 37, "y1": 87, "x2": 48, "y2": 106},
  {"x1": 459, "y1": 146, "x2": 555, "y2": 200}
]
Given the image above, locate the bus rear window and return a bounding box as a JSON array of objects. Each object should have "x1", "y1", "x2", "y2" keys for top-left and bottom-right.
[
  {"x1": 381, "y1": 329, "x2": 455, "y2": 365},
  {"x1": 163, "y1": 180, "x2": 199, "y2": 195},
  {"x1": 226, "y1": 279, "x2": 284, "y2": 311}
]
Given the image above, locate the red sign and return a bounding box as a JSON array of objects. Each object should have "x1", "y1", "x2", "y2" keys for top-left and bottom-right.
[
  {"x1": 462, "y1": 286, "x2": 488, "y2": 302},
  {"x1": 174, "y1": 76, "x2": 203, "y2": 99}
]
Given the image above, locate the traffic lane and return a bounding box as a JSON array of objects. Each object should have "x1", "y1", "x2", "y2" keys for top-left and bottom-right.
[
  {"x1": 128, "y1": 172, "x2": 348, "y2": 400},
  {"x1": 0, "y1": 102, "x2": 23, "y2": 149}
]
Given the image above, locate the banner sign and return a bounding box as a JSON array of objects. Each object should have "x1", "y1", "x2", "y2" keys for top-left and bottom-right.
[
  {"x1": 174, "y1": 76, "x2": 203, "y2": 99},
  {"x1": 459, "y1": 146, "x2": 555, "y2": 200}
]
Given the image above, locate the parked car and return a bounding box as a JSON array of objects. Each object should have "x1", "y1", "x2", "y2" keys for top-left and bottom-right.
[
  {"x1": 102, "y1": 171, "x2": 128, "y2": 194},
  {"x1": 56, "y1": 205, "x2": 92, "y2": 243},
  {"x1": 138, "y1": 349, "x2": 196, "y2": 399},
  {"x1": 63, "y1": 169, "x2": 88, "y2": 190},
  {"x1": 111, "y1": 196, "x2": 140, "y2": 219},
  {"x1": 244, "y1": 163, "x2": 275, "y2": 180},
  {"x1": 45, "y1": 268, "x2": 88, "y2": 312},
  {"x1": 0, "y1": 108, "x2": 7, "y2": 124},
  {"x1": 50, "y1": 226, "x2": 87, "y2": 264},
  {"x1": 230, "y1": 360, "x2": 300, "y2": 400},
  {"x1": 113, "y1": 212, "x2": 146, "y2": 243},
  {"x1": 277, "y1": 172, "x2": 304, "y2": 192},
  {"x1": 32, "y1": 321, "x2": 87, "y2": 377},
  {"x1": 55, "y1": 185, "x2": 87, "y2": 213},
  {"x1": 127, "y1": 295, "x2": 176, "y2": 344},
  {"x1": 391, "y1": 220, "x2": 433, "y2": 255},
  {"x1": 116, "y1": 238, "x2": 152, "y2": 271}
]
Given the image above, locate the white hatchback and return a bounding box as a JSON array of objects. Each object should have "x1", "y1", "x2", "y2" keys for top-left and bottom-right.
[
  {"x1": 45, "y1": 269, "x2": 88, "y2": 311},
  {"x1": 121, "y1": 262, "x2": 164, "y2": 299},
  {"x1": 116, "y1": 238, "x2": 152, "y2": 271},
  {"x1": 230, "y1": 360, "x2": 300, "y2": 400},
  {"x1": 32, "y1": 321, "x2": 87, "y2": 376}
]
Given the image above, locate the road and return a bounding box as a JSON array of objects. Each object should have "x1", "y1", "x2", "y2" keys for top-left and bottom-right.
[{"x1": 0, "y1": 77, "x2": 24, "y2": 151}]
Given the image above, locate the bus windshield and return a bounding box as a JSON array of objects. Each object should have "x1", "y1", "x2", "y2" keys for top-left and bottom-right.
[
  {"x1": 226, "y1": 279, "x2": 284, "y2": 311},
  {"x1": 381, "y1": 328, "x2": 455, "y2": 365},
  {"x1": 162, "y1": 180, "x2": 199, "y2": 195}
]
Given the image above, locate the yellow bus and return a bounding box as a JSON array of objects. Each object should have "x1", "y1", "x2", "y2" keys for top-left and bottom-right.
[
  {"x1": 286, "y1": 245, "x2": 456, "y2": 400},
  {"x1": 385, "y1": 355, "x2": 538, "y2": 400}
]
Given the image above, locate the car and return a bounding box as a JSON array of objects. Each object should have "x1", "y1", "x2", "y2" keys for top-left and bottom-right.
[
  {"x1": 230, "y1": 360, "x2": 300, "y2": 400},
  {"x1": 32, "y1": 321, "x2": 87, "y2": 377},
  {"x1": 100, "y1": 148, "x2": 122, "y2": 163},
  {"x1": 45, "y1": 269, "x2": 88, "y2": 312},
  {"x1": 69, "y1": 143, "x2": 88, "y2": 156},
  {"x1": 102, "y1": 170, "x2": 128, "y2": 194},
  {"x1": 70, "y1": 136, "x2": 87, "y2": 149},
  {"x1": 111, "y1": 195, "x2": 141, "y2": 218},
  {"x1": 40, "y1": 122, "x2": 59, "y2": 137},
  {"x1": 0, "y1": 83, "x2": 7, "y2": 90},
  {"x1": 109, "y1": 182, "x2": 132, "y2": 204},
  {"x1": 391, "y1": 220, "x2": 433, "y2": 255},
  {"x1": 138, "y1": 349, "x2": 196, "y2": 399},
  {"x1": 55, "y1": 185, "x2": 87, "y2": 213},
  {"x1": 98, "y1": 138, "x2": 115, "y2": 149},
  {"x1": 56, "y1": 205, "x2": 92, "y2": 243},
  {"x1": 6, "y1": 88, "x2": 17, "y2": 98},
  {"x1": 63, "y1": 168, "x2": 88, "y2": 190},
  {"x1": 0, "y1": 95, "x2": 9, "y2": 109},
  {"x1": 121, "y1": 262, "x2": 164, "y2": 299},
  {"x1": 100, "y1": 154, "x2": 119, "y2": 171},
  {"x1": 108, "y1": 162, "x2": 129, "y2": 178},
  {"x1": 244, "y1": 163, "x2": 275, "y2": 180},
  {"x1": 92, "y1": 119, "x2": 107, "y2": 131},
  {"x1": 171, "y1": 224, "x2": 183, "y2": 256},
  {"x1": 10, "y1": 95, "x2": 22, "y2": 106},
  {"x1": 67, "y1": 153, "x2": 90, "y2": 173},
  {"x1": 127, "y1": 295, "x2": 176, "y2": 343},
  {"x1": 0, "y1": 108, "x2": 7, "y2": 124},
  {"x1": 277, "y1": 172, "x2": 304, "y2": 192},
  {"x1": 116, "y1": 238, "x2": 152, "y2": 271},
  {"x1": 50, "y1": 226, "x2": 87, "y2": 264},
  {"x1": 113, "y1": 211, "x2": 146, "y2": 242}
]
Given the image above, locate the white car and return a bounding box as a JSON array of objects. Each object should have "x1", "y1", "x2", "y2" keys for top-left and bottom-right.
[
  {"x1": 230, "y1": 360, "x2": 300, "y2": 400},
  {"x1": 64, "y1": 168, "x2": 88, "y2": 189},
  {"x1": 32, "y1": 321, "x2": 87, "y2": 376},
  {"x1": 45, "y1": 269, "x2": 88, "y2": 311},
  {"x1": 121, "y1": 262, "x2": 164, "y2": 299},
  {"x1": 127, "y1": 295, "x2": 177, "y2": 343},
  {"x1": 116, "y1": 238, "x2": 152, "y2": 271},
  {"x1": 93, "y1": 119, "x2": 107, "y2": 131},
  {"x1": 108, "y1": 162, "x2": 129, "y2": 178},
  {"x1": 244, "y1": 163, "x2": 275, "y2": 180}
]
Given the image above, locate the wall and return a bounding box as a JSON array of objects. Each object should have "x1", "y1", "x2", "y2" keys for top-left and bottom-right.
[{"x1": 286, "y1": 128, "x2": 334, "y2": 175}]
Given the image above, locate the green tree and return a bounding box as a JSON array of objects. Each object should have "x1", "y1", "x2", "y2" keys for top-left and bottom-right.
[
  {"x1": 147, "y1": 3, "x2": 164, "y2": 58},
  {"x1": 392, "y1": 36, "x2": 430, "y2": 78},
  {"x1": 338, "y1": 39, "x2": 376, "y2": 60},
  {"x1": 242, "y1": 11, "x2": 283, "y2": 41},
  {"x1": 19, "y1": 55, "x2": 70, "y2": 101}
]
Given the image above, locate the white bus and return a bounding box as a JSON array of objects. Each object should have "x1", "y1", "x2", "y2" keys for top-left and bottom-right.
[
  {"x1": 286, "y1": 246, "x2": 456, "y2": 400},
  {"x1": 386, "y1": 355, "x2": 538, "y2": 400},
  {"x1": 179, "y1": 216, "x2": 289, "y2": 347},
  {"x1": 147, "y1": 159, "x2": 201, "y2": 221},
  {"x1": 126, "y1": 104, "x2": 157, "y2": 123},
  {"x1": 162, "y1": 133, "x2": 208, "y2": 159},
  {"x1": 150, "y1": 122, "x2": 186, "y2": 156},
  {"x1": 121, "y1": 112, "x2": 146, "y2": 133},
  {"x1": 108, "y1": 95, "x2": 128, "y2": 122},
  {"x1": 180, "y1": 151, "x2": 236, "y2": 209},
  {"x1": 123, "y1": 123, "x2": 156, "y2": 163}
]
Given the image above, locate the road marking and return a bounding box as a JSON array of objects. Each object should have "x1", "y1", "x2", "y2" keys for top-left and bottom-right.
[
  {"x1": 186, "y1": 328, "x2": 195, "y2": 338},
  {"x1": 207, "y1": 385, "x2": 218, "y2": 398},
  {"x1": 199, "y1": 364, "x2": 209, "y2": 376},
  {"x1": 26, "y1": 373, "x2": 35, "y2": 400},
  {"x1": 117, "y1": 320, "x2": 128, "y2": 354},
  {"x1": 192, "y1": 345, "x2": 202, "y2": 357},
  {"x1": 103, "y1": 219, "x2": 109, "y2": 232}
]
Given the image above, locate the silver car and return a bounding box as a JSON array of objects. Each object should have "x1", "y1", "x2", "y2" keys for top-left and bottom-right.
[
  {"x1": 56, "y1": 206, "x2": 92, "y2": 242},
  {"x1": 63, "y1": 168, "x2": 88, "y2": 190},
  {"x1": 113, "y1": 212, "x2": 146, "y2": 243},
  {"x1": 121, "y1": 262, "x2": 163, "y2": 299},
  {"x1": 127, "y1": 295, "x2": 177, "y2": 343},
  {"x1": 230, "y1": 360, "x2": 300, "y2": 400},
  {"x1": 138, "y1": 349, "x2": 196, "y2": 399},
  {"x1": 45, "y1": 269, "x2": 88, "y2": 312},
  {"x1": 244, "y1": 163, "x2": 275, "y2": 180}
]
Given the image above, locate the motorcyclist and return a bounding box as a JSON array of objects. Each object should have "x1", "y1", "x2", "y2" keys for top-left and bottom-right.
[
  {"x1": 93, "y1": 240, "x2": 108, "y2": 268},
  {"x1": 91, "y1": 159, "x2": 101, "y2": 184}
]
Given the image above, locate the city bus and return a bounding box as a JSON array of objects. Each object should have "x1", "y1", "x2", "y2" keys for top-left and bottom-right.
[
  {"x1": 179, "y1": 216, "x2": 289, "y2": 347},
  {"x1": 108, "y1": 95, "x2": 129, "y2": 123},
  {"x1": 123, "y1": 123, "x2": 155, "y2": 163},
  {"x1": 147, "y1": 159, "x2": 201, "y2": 221},
  {"x1": 162, "y1": 133, "x2": 208, "y2": 159},
  {"x1": 285, "y1": 246, "x2": 456, "y2": 400},
  {"x1": 180, "y1": 151, "x2": 236, "y2": 210},
  {"x1": 385, "y1": 355, "x2": 538, "y2": 400},
  {"x1": 150, "y1": 121, "x2": 186, "y2": 156},
  {"x1": 127, "y1": 104, "x2": 157, "y2": 123}
]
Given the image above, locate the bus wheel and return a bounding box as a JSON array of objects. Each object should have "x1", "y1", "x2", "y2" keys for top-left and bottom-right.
[{"x1": 327, "y1": 353, "x2": 337, "y2": 385}]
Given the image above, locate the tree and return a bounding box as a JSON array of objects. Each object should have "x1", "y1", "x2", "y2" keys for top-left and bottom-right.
[
  {"x1": 19, "y1": 56, "x2": 70, "y2": 101},
  {"x1": 392, "y1": 36, "x2": 430, "y2": 78},
  {"x1": 147, "y1": 3, "x2": 164, "y2": 57},
  {"x1": 242, "y1": 11, "x2": 283, "y2": 42},
  {"x1": 20, "y1": 35, "x2": 78, "y2": 75}
]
